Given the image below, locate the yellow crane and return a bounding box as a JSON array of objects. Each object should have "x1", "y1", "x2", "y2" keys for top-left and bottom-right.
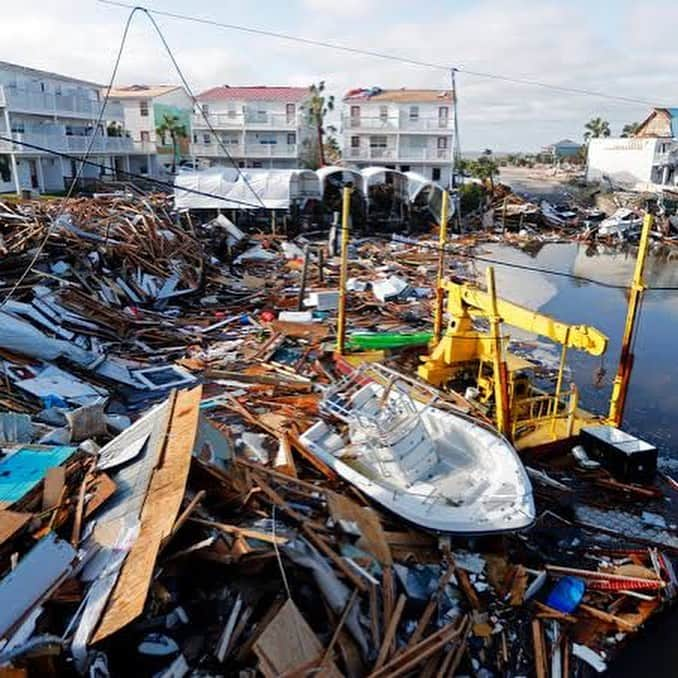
[{"x1": 418, "y1": 267, "x2": 608, "y2": 446}]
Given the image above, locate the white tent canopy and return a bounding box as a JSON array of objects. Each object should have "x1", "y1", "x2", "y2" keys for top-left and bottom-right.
[
  {"x1": 360, "y1": 166, "x2": 409, "y2": 203},
  {"x1": 174, "y1": 168, "x2": 321, "y2": 210},
  {"x1": 404, "y1": 170, "x2": 454, "y2": 222},
  {"x1": 316, "y1": 166, "x2": 364, "y2": 194}
]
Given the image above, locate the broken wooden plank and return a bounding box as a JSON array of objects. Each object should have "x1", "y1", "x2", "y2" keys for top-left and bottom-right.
[
  {"x1": 92, "y1": 385, "x2": 202, "y2": 642},
  {"x1": 374, "y1": 593, "x2": 406, "y2": 670}
]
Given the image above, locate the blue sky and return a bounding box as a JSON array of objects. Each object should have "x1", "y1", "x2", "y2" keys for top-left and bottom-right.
[{"x1": 3, "y1": 0, "x2": 675, "y2": 150}]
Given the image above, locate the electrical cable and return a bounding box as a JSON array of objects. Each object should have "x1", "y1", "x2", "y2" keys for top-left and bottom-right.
[
  {"x1": 0, "y1": 6, "x2": 143, "y2": 308},
  {"x1": 0, "y1": 134, "x2": 262, "y2": 208},
  {"x1": 138, "y1": 7, "x2": 267, "y2": 209},
  {"x1": 97, "y1": 0, "x2": 663, "y2": 107}
]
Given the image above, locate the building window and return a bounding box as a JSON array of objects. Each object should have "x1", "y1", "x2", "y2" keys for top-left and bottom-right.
[
  {"x1": 140, "y1": 100, "x2": 149, "y2": 117},
  {"x1": 203, "y1": 133, "x2": 211, "y2": 145},
  {"x1": 350, "y1": 136, "x2": 360, "y2": 148},
  {"x1": 252, "y1": 161, "x2": 263, "y2": 168},
  {"x1": 286, "y1": 103, "x2": 296, "y2": 123},
  {"x1": 409, "y1": 106, "x2": 419, "y2": 121},
  {"x1": 400, "y1": 165, "x2": 411, "y2": 173},
  {"x1": 438, "y1": 106, "x2": 449, "y2": 126},
  {"x1": 287, "y1": 132, "x2": 296, "y2": 145},
  {"x1": 379, "y1": 105, "x2": 388, "y2": 122},
  {"x1": 370, "y1": 136, "x2": 387, "y2": 148},
  {"x1": 432, "y1": 167, "x2": 441, "y2": 181},
  {"x1": 437, "y1": 137, "x2": 448, "y2": 149},
  {"x1": 11, "y1": 122, "x2": 25, "y2": 134},
  {"x1": 201, "y1": 103, "x2": 209, "y2": 115},
  {"x1": 193, "y1": 133, "x2": 198, "y2": 143},
  {"x1": 141, "y1": 131, "x2": 150, "y2": 143},
  {"x1": 350, "y1": 105, "x2": 361, "y2": 125}
]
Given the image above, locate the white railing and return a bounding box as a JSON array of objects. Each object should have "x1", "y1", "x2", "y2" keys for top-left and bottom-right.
[
  {"x1": 344, "y1": 147, "x2": 397, "y2": 161},
  {"x1": 341, "y1": 115, "x2": 399, "y2": 130},
  {"x1": 193, "y1": 112, "x2": 299, "y2": 129},
  {"x1": 0, "y1": 86, "x2": 124, "y2": 120},
  {"x1": 132, "y1": 140, "x2": 157, "y2": 154},
  {"x1": 399, "y1": 147, "x2": 452, "y2": 161},
  {"x1": 342, "y1": 114, "x2": 451, "y2": 131},
  {"x1": 244, "y1": 144, "x2": 298, "y2": 157},
  {"x1": 191, "y1": 142, "x2": 298, "y2": 158},
  {"x1": 399, "y1": 116, "x2": 451, "y2": 131},
  {"x1": 7, "y1": 131, "x2": 133, "y2": 154}
]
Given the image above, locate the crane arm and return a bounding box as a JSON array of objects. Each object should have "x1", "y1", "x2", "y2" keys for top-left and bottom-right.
[{"x1": 446, "y1": 280, "x2": 608, "y2": 356}]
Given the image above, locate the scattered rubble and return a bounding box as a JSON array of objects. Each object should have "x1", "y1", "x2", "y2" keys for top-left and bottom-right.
[{"x1": 0, "y1": 192, "x2": 675, "y2": 677}]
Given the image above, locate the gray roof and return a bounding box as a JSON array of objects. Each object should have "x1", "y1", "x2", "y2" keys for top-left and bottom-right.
[{"x1": 0, "y1": 60, "x2": 104, "y2": 88}]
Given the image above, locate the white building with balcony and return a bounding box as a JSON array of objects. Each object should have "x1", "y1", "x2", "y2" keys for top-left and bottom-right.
[
  {"x1": 0, "y1": 60, "x2": 137, "y2": 195},
  {"x1": 108, "y1": 84, "x2": 193, "y2": 178},
  {"x1": 341, "y1": 87, "x2": 454, "y2": 185},
  {"x1": 190, "y1": 86, "x2": 314, "y2": 170}
]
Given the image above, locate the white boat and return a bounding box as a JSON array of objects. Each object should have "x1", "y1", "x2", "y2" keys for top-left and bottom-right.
[{"x1": 300, "y1": 364, "x2": 535, "y2": 534}]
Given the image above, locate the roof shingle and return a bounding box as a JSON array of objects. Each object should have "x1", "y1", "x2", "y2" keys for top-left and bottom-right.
[
  {"x1": 197, "y1": 86, "x2": 310, "y2": 103},
  {"x1": 343, "y1": 87, "x2": 453, "y2": 103}
]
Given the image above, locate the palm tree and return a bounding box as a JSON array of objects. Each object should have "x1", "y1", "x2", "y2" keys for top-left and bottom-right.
[
  {"x1": 621, "y1": 122, "x2": 640, "y2": 138},
  {"x1": 583, "y1": 117, "x2": 611, "y2": 142},
  {"x1": 307, "y1": 81, "x2": 334, "y2": 167},
  {"x1": 156, "y1": 113, "x2": 188, "y2": 173},
  {"x1": 324, "y1": 132, "x2": 342, "y2": 165}
]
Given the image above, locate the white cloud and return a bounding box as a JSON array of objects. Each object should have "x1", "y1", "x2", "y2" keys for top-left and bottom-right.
[{"x1": 0, "y1": 0, "x2": 674, "y2": 150}]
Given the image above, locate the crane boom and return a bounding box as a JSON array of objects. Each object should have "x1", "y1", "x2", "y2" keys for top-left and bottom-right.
[{"x1": 458, "y1": 284, "x2": 608, "y2": 356}]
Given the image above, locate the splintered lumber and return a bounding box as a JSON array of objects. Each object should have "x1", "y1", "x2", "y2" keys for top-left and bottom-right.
[
  {"x1": 374, "y1": 594, "x2": 406, "y2": 670},
  {"x1": 532, "y1": 619, "x2": 547, "y2": 678},
  {"x1": 406, "y1": 561, "x2": 456, "y2": 648},
  {"x1": 456, "y1": 566, "x2": 482, "y2": 609},
  {"x1": 253, "y1": 599, "x2": 341, "y2": 678},
  {"x1": 326, "y1": 491, "x2": 392, "y2": 565},
  {"x1": 321, "y1": 588, "x2": 359, "y2": 668},
  {"x1": 578, "y1": 603, "x2": 637, "y2": 631},
  {"x1": 92, "y1": 385, "x2": 202, "y2": 642},
  {"x1": 369, "y1": 616, "x2": 465, "y2": 678},
  {"x1": 0, "y1": 510, "x2": 32, "y2": 547}
]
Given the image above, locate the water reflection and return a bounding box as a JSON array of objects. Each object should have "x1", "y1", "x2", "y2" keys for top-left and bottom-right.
[{"x1": 477, "y1": 242, "x2": 678, "y2": 456}]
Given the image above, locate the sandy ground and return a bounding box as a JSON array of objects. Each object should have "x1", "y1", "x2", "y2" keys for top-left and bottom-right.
[{"x1": 498, "y1": 166, "x2": 584, "y2": 202}]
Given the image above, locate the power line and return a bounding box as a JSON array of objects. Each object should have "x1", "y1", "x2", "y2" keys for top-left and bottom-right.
[
  {"x1": 136, "y1": 7, "x2": 267, "y2": 209},
  {"x1": 97, "y1": 0, "x2": 662, "y2": 108},
  {"x1": 384, "y1": 234, "x2": 678, "y2": 292},
  {"x1": 0, "y1": 134, "x2": 262, "y2": 208},
  {"x1": 0, "y1": 6, "x2": 143, "y2": 308},
  {"x1": 5, "y1": 128, "x2": 676, "y2": 292}
]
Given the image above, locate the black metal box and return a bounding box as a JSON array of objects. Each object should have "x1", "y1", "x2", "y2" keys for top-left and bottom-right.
[{"x1": 580, "y1": 426, "x2": 657, "y2": 483}]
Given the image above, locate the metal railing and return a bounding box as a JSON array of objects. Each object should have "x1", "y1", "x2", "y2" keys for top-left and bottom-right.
[
  {"x1": 0, "y1": 86, "x2": 124, "y2": 119},
  {"x1": 192, "y1": 111, "x2": 299, "y2": 129},
  {"x1": 342, "y1": 114, "x2": 451, "y2": 131},
  {"x1": 3, "y1": 131, "x2": 133, "y2": 154}
]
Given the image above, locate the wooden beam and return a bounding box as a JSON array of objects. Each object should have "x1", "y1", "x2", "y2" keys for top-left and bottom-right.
[{"x1": 374, "y1": 594, "x2": 406, "y2": 671}]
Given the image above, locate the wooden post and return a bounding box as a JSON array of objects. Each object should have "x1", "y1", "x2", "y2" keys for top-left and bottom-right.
[
  {"x1": 297, "y1": 245, "x2": 310, "y2": 311},
  {"x1": 336, "y1": 187, "x2": 351, "y2": 354},
  {"x1": 432, "y1": 190, "x2": 450, "y2": 345}
]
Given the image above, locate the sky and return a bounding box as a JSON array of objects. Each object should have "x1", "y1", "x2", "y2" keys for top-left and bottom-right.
[{"x1": 2, "y1": 0, "x2": 677, "y2": 151}]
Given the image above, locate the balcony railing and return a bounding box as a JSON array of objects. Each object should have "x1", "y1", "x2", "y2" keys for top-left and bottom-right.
[
  {"x1": 344, "y1": 146, "x2": 450, "y2": 162},
  {"x1": 342, "y1": 114, "x2": 451, "y2": 131},
  {"x1": 191, "y1": 142, "x2": 298, "y2": 158},
  {"x1": 192, "y1": 112, "x2": 299, "y2": 130},
  {"x1": 132, "y1": 140, "x2": 158, "y2": 154},
  {"x1": 0, "y1": 86, "x2": 124, "y2": 120},
  {"x1": 4, "y1": 132, "x2": 134, "y2": 154}
]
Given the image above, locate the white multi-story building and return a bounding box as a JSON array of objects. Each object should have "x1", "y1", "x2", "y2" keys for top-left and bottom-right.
[
  {"x1": 190, "y1": 86, "x2": 314, "y2": 169},
  {"x1": 341, "y1": 87, "x2": 455, "y2": 184},
  {"x1": 108, "y1": 85, "x2": 193, "y2": 178},
  {"x1": 0, "y1": 60, "x2": 137, "y2": 195}
]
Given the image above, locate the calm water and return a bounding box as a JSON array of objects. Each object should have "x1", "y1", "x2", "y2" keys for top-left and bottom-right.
[
  {"x1": 478, "y1": 241, "x2": 678, "y2": 675},
  {"x1": 478, "y1": 241, "x2": 678, "y2": 459}
]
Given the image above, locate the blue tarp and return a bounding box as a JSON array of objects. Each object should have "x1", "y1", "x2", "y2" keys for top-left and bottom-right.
[
  {"x1": 668, "y1": 108, "x2": 678, "y2": 138},
  {"x1": 0, "y1": 445, "x2": 78, "y2": 505}
]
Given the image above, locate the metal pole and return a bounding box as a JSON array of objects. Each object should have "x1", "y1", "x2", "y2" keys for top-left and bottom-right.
[
  {"x1": 550, "y1": 331, "x2": 569, "y2": 436},
  {"x1": 608, "y1": 213, "x2": 653, "y2": 427},
  {"x1": 486, "y1": 266, "x2": 510, "y2": 437},
  {"x1": 336, "y1": 187, "x2": 351, "y2": 355},
  {"x1": 432, "y1": 190, "x2": 450, "y2": 344},
  {"x1": 297, "y1": 245, "x2": 310, "y2": 311},
  {"x1": 450, "y1": 68, "x2": 463, "y2": 233},
  {"x1": 318, "y1": 247, "x2": 325, "y2": 283}
]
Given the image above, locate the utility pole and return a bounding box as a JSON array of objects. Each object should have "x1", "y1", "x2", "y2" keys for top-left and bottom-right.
[{"x1": 450, "y1": 68, "x2": 463, "y2": 232}]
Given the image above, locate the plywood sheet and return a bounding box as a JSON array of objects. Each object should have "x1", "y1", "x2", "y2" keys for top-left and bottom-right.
[
  {"x1": 92, "y1": 385, "x2": 202, "y2": 642},
  {"x1": 254, "y1": 599, "x2": 341, "y2": 677},
  {"x1": 0, "y1": 510, "x2": 32, "y2": 546}
]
